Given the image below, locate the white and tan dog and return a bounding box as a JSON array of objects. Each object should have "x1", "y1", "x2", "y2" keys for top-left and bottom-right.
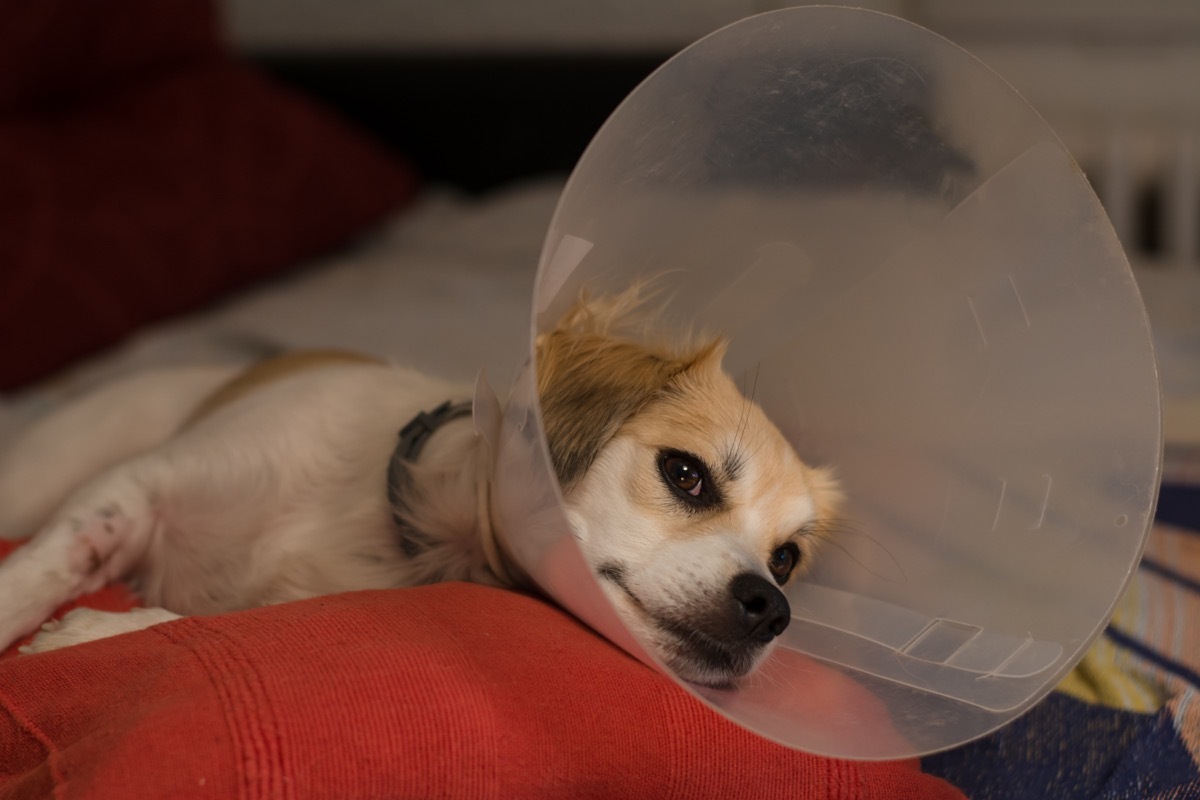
[{"x1": 0, "y1": 291, "x2": 839, "y2": 688}]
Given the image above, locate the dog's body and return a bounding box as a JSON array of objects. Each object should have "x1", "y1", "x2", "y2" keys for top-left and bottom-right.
[{"x1": 0, "y1": 293, "x2": 839, "y2": 687}]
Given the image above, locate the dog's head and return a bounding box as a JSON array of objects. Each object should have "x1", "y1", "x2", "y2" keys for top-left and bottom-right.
[{"x1": 535, "y1": 290, "x2": 840, "y2": 688}]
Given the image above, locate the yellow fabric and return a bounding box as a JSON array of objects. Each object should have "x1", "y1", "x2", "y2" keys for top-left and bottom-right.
[
  {"x1": 1054, "y1": 535, "x2": 1191, "y2": 713},
  {"x1": 1056, "y1": 622, "x2": 1165, "y2": 712}
]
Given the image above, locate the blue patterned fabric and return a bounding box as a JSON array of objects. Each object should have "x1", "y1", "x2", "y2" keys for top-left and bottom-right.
[
  {"x1": 923, "y1": 477, "x2": 1200, "y2": 799},
  {"x1": 924, "y1": 694, "x2": 1200, "y2": 799}
]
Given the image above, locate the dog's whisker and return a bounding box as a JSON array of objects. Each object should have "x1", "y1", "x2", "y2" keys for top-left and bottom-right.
[
  {"x1": 753, "y1": 654, "x2": 796, "y2": 693},
  {"x1": 737, "y1": 431, "x2": 771, "y2": 467},
  {"x1": 817, "y1": 525, "x2": 909, "y2": 586},
  {"x1": 732, "y1": 361, "x2": 761, "y2": 458}
]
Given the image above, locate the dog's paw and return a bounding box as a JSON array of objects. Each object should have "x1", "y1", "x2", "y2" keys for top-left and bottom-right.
[{"x1": 19, "y1": 607, "x2": 182, "y2": 654}]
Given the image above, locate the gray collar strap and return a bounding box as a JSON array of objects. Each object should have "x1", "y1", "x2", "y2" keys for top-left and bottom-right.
[{"x1": 387, "y1": 399, "x2": 474, "y2": 557}]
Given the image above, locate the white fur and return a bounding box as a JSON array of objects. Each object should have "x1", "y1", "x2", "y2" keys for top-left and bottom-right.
[
  {"x1": 0, "y1": 367, "x2": 236, "y2": 541},
  {"x1": 0, "y1": 362, "x2": 490, "y2": 652},
  {"x1": 20, "y1": 607, "x2": 183, "y2": 654},
  {"x1": 0, "y1": 335, "x2": 836, "y2": 689}
]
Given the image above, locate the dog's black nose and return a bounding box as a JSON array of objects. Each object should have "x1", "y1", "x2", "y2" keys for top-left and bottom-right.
[{"x1": 729, "y1": 573, "x2": 791, "y2": 642}]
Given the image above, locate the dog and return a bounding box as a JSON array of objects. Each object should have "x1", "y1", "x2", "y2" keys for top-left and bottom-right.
[{"x1": 0, "y1": 290, "x2": 839, "y2": 688}]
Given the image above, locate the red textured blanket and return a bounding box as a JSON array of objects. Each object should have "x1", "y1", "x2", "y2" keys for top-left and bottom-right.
[{"x1": 0, "y1": 540, "x2": 963, "y2": 799}]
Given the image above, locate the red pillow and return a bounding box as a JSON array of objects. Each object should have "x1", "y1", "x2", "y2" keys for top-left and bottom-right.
[
  {"x1": 0, "y1": 540, "x2": 964, "y2": 799},
  {"x1": 0, "y1": 0, "x2": 219, "y2": 111},
  {"x1": 0, "y1": 1, "x2": 418, "y2": 390}
]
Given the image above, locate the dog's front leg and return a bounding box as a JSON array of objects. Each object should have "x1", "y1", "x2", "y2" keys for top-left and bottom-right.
[{"x1": 0, "y1": 464, "x2": 161, "y2": 651}]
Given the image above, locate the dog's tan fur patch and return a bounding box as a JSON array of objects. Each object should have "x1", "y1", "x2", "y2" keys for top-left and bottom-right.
[
  {"x1": 184, "y1": 350, "x2": 385, "y2": 428},
  {"x1": 536, "y1": 292, "x2": 724, "y2": 491}
]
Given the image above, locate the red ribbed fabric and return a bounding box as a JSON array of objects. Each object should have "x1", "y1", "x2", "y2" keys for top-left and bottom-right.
[{"x1": 0, "y1": 540, "x2": 964, "y2": 799}]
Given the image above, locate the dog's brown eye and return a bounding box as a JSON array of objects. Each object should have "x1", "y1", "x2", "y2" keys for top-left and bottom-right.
[
  {"x1": 768, "y1": 543, "x2": 800, "y2": 584},
  {"x1": 658, "y1": 450, "x2": 721, "y2": 510},
  {"x1": 662, "y1": 455, "x2": 704, "y2": 496}
]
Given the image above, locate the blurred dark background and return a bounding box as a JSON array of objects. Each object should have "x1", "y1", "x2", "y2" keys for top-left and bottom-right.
[{"x1": 232, "y1": 0, "x2": 1200, "y2": 262}]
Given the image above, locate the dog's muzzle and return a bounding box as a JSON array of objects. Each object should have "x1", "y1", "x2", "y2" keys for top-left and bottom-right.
[{"x1": 659, "y1": 572, "x2": 792, "y2": 684}]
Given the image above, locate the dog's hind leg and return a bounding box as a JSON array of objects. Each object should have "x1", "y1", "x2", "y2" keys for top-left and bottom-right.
[
  {"x1": 0, "y1": 366, "x2": 235, "y2": 540},
  {"x1": 0, "y1": 458, "x2": 168, "y2": 651}
]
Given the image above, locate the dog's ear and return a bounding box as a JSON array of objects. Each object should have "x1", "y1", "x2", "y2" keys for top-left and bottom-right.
[{"x1": 535, "y1": 294, "x2": 724, "y2": 492}]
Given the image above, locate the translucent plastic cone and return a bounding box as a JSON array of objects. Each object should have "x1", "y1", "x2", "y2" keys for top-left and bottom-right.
[{"x1": 488, "y1": 7, "x2": 1161, "y2": 758}]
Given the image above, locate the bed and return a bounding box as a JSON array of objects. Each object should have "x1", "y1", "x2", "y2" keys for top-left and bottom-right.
[{"x1": 1, "y1": 2, "x2": 1198, "y2": 798}]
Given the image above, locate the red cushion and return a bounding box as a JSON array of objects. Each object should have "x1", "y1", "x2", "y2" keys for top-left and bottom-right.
[
  {"x1": 0, "y1": 1, "x2": 418, "y2": 390},
  {"x1": 0, "y1": 540, "x2": 965, "y2": 799}
]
